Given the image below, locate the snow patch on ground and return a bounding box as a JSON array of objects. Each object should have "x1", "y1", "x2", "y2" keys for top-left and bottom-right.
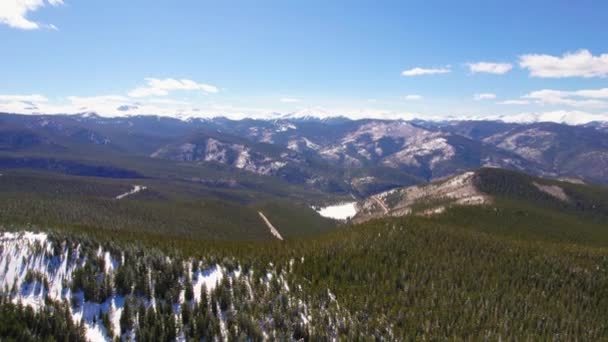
[
  {"x1": 115, "y1": 185, "x2": 146, "y2": 200},
  {"x1": 287, "y1": 137, "x2": 320, "y2": 152},
  {"x1": 417, "y1": 206, "x2": 446, "y2": 216},
  {"x1": 0, "y1": 231, "x2": 121, "y2": 340},
  {"x1": 0, "y1": 231, "x2": 332, "y2": 341},
  {"x1": 315, "y1": 202, "x2": 357, "y2": 220},
  {"x1": 275, "y1": 122, "x2": 297, "y2": 132},
  {"x1": 558, "y1": 177, "x2": 586, "y2": 185},
  {"x1": 0, "y1": 231, "x2": 237, "y2": 342},
  {"x1": 193, "y1": 264, "x2": 224, "y2": 302},
  {"x1": 533, "y1": 182, "x2": 570, "y2": 202}
]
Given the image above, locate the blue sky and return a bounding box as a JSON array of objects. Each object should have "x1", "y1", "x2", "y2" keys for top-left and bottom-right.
[{"x1": 1, "y1": 0, "x2": 607, "y2": 123}]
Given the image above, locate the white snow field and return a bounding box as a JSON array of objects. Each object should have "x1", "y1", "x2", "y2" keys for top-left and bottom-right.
[{"x1": 315, "y1": 202, "x2": 357, "y2": 220}]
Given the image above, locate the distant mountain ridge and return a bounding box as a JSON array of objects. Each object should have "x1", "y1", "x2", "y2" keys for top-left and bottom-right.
[{"x1": 1, "y1": 112, "x2": 607, "y2": 196}]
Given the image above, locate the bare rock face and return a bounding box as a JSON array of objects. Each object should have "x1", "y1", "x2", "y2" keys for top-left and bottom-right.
[
  {"x1": 484, "y1": 128, "x2": 556, "y2": 163},
  {"x1": 151, "y1": 137, "x2": 286, "y2": 176},
  {"x1": 352, "y1": 171, "x2": 491, "y2": 223},
  {"x1": 318, "y1": 121, "x2": 456, "y2": 170}
]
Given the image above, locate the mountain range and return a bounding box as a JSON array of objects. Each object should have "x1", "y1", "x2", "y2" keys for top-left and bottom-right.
[
  {"x1": 1, "y1": 112, "x2": 607, "y2": 198},
  {"x1": 1, "y1": 111, "x2": 608, "y2": 340}
]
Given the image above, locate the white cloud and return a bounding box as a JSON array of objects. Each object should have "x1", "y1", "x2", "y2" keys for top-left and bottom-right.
[
  {"x1": 280, "y1": 98, "x2": 300, "y2": 103},
  {"x1": 404, "y1": 94, "x2": 422, "y2": 101},
  {"x1": 474, "y1": 93, "x2": 496, "y2": 100},
  {"x1": 0, "y1": 94, "x2": 51, "y2": 113},
  {"x1": 498, "y1": 99, "x2": 530, "y2": 105},
  {"x1": 467, "y1": 62, "x2": 512, "y2": 74},
  {"x1": 523, "y1": 88, "x2": 608, "y2": 108},
  {"x1": 0, "y1": 94, "x2": 48, "y2": 103},
  {"x1": 147, "y1": 98, "x2": 191, "y2": 105},
  {"x1": 519, "y1": 49, "x2": 608, "y2": 78},
  {"x1": 494, "y1": 87, "x2": 608, "y2": 109},
  {"x1": 0, "y1": 0, "x2": 63, "y2": 30},
  {"x1": 66, "y1": 95, "x2": 131, "y2": 109},
  {"x1": 128, "y1": 78, "x2": 218, "y2": 98},
  {"x1": 0, "y1": 77, "x2": 219, "y2": 119},
  {"x1": 0, "y1": 93, "x2": 197, "y2": 118},
  {"x1": 128, "y1": 87, "x2": 168, "y2": 98},
  {"x1": 401, "y1": 67, "x2": 451, "y2": 76},
  {"x1": 0, "y1": 94, "x2": 50, "y2": 113},
  {"x1": 573, "y1": 88, "x2": 608, "y2": 99},
  {"x1": 60, "y1": 95, "x2": 207, "y2": 118}
]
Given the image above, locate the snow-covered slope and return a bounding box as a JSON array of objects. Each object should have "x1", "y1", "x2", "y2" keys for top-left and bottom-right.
[
  {"x1": 0, "y1": 231, "x2": 349, "y2": 341},
  {"x1": 0, "y1": 231, "x2": 230, "y2": 341},
  {"x1": 0, "y1": 231, "x2": 117, "y2": 340}
]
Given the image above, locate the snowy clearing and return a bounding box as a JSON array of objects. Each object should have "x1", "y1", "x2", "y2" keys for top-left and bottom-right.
[
  {"x1": 315, "y1": 202, "x2": 357, "y2": 220},
  {"x1": 0, "y1": 231, "x2": 345, "y2": 341},
  {"x1": 0, "y1": 231, "x2": 236, "y2": 341},
  {"x1": 533, "y1": 182, "x2": 570, "y2": 202},
  {"x1": 258, "y1": 212, "x2": 284, "y2": 240},
  {"x1": 193, "y1": 264, "x2": 224, "y2": 302},
  {"x1": 0, "y1": 231, "x2": 121, "y2": 340},
  {"x1": 115, "y1": 185, "x2": 147, "y2": 200}
]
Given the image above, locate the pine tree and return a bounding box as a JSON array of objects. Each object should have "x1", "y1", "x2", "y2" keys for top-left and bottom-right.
[
  {"x1": 185, "y1": 279, "x2": 194, "y2": 302},
  {"x1": 120, "y1": 296, "x2": 134, "y2": 334}
]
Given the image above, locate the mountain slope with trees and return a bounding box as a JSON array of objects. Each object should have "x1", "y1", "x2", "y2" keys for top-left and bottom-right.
[{"x1": 1, "y1": 167, "x2": 607, "y2": 340}]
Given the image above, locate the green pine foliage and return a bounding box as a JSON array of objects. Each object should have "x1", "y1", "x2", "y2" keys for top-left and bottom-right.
[
  {"x1": 0, "y1": 170, "x2": 337, "y2": 240},
  {"x1": 0, "y1": 295, "x2": 86, "y2": 341}
]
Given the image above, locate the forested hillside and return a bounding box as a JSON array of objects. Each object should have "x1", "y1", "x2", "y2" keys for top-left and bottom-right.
[
  {"x1": 0, "y1": 170, "x2": 338, "y2": 240},
  {"x1": 1, "y1": 168, "x2": 607, "y2": 340},
  {"x1": 2, "y1": 173, "x2": 607, "y2": 341}
]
